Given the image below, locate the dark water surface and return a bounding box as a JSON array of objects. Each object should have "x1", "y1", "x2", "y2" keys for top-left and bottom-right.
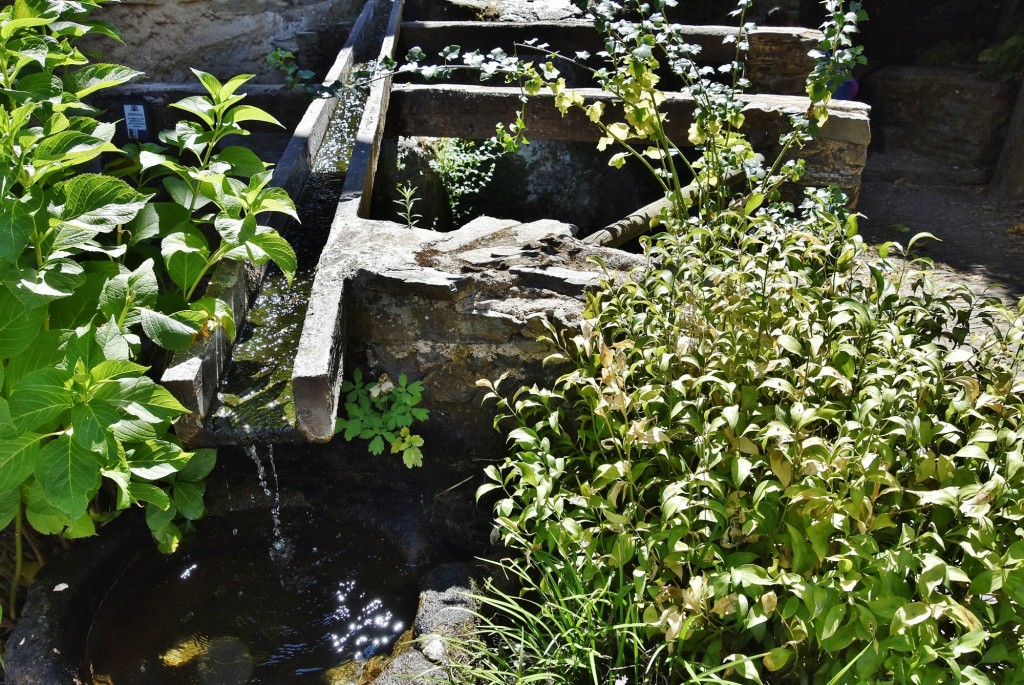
[{"x1": 87, "y1": 508, "x2": 419, "y2": 685}]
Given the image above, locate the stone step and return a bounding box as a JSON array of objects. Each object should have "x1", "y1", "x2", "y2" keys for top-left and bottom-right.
[
  {"x1": 385, "y1": 83, "x2": 871, "y2": 199},
  {"x1": 396, "y1": 21, "x2": 822, "y2": 95},
  {"x1": 862, "y1": 150, "x2": 992, "y2": 187}
]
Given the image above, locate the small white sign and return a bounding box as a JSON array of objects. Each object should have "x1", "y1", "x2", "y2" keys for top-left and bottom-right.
[{"x1": 123, "y1": 103, "x2": 148, "y2": 139}]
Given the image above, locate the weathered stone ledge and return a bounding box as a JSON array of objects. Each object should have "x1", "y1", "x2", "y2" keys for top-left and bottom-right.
[
  {"x1": 384, "y1": 83, "x2": 870, "y2": 200},
  {"x1": 292, "y1": 212, "x2": 641, "y2": 443},
  {"x1": 396, "y1": 21, "x2": 822, "y2": 95}
]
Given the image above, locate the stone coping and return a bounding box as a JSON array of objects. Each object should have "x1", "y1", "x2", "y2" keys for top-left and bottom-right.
[{"x1": 396, "y1": 21, "x2": 822, "y2": 95}]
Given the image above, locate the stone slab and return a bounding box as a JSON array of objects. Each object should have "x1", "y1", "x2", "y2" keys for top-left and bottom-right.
[
  {"x1": 386, "y1": 84, "x2": 872, "y2": 144},
  {"x1": 374, "y1": 268, "x2": 476, "y2": 299},
  {"x1": 458, "y1": 244, "x2": 540, "y2": 265},
  {"x1": 397, "y1": 22, "x2": 819, "y2": 95},
  {"x1": 509, "y1": 264, "x2": 601, "y2": 294},
  {"x1": 162, "y1": 260, "x2": 259, "y2": 443},
  {"x1": 512, "y1": 218, "x2": 578, "y2": 242},
  {"x1": 863, "y1": 66, "x2": 1015, "y2": 169},
  {"x1": 747, "y1": 27, "x2": 821, "y2": 95},
  {"x1": 431, "y1": 215, "x2": 521, "y2": 251}
]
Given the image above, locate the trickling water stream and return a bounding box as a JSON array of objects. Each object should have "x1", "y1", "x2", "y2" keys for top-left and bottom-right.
[
  {"x1": 210, "y1": 85, "x2": 369, "y2": 438},
  {"x1": 244, "y1": 444, "x2": 285, "y2": 556}
]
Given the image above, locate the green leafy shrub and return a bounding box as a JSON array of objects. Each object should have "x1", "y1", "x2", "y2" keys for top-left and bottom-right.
[
  {"x1": 0, "y1": 0, "x2": 297, "y2": 620},
  {"x1": 335, "y1": 369, "x2": 429, "y2": 468},
  {"x1": 394, "y1": 180, "x2": 424, "y2": 228},
  {"x1": 443, "y1": 0, "x2": 1024, "y2": 682},
  {"x1": 914, "y1": 39, "x2": 987, "y2": 68},
  {"x1": 266, "y1": 47, "x2": 317, "y2": 92},
  {"x1": 483, "y1": 188, "x2": 1024, "y2": 682},
  {"x1": 428, "y1": 138, "x2": 506, "y2": 224},
  {"x1": 444, "y1": 552, "x2": 782, "y2": 685},
  {"x1": 110, "y1": 68, "x2": 298, "y2": 327},
  {"x1": 980, "y1": 33, "x2": 1024, "y2": 81}
]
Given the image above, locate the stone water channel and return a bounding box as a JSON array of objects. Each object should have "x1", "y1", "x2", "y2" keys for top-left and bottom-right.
[
  {"x1": 156, "y1": 0, "x2": 871, "y2": 449},
  {"x1": 204, "y1": 90, "x2": 368, "y2": 440},
  {"x1": 4, "y1": 1, "x2": 872, "y2": 683}
]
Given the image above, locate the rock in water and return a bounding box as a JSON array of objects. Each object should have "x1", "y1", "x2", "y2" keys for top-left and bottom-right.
[{"x1": 160, "y1": 635, "x2": 254, "y2": 684}]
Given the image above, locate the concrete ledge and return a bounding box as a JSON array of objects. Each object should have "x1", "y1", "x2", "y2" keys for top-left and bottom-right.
[
  {"x1": 397, "y1": 21, "x2": 821, "y2": 94},
  {"x1": 161, "y1": 260, "x2": 260, "y2": 444},
  {"x1": 342, "y1": 0, "x2": 407, "y2": 216},
  {"x1": 293, "y1": 0, "x2": 408, "y2": 442},
  {"x1": 272, "y1": 0, "x2": 382, "y2": 199},
  {"x1": 384, "y1": 83, "x2": 870, "y2": 199},
  {"x1": 291, "y1": 272, "x2": 347, "y2": 442},
  {"x1": 386, "y1": 83, "x2": 870, "y2": 145}
]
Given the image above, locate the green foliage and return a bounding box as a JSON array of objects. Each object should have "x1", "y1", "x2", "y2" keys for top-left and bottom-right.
[
  {"x1": 914, "y1": 39, "x2": 988, "y2": 68},
  {"x1": 428, "y1": 138, "x2": 506, "y2": 224},
  {"x1": 0, "y1": 0, "x2": 298, "y2": 619},
  {"x1": 482, "y1": 186, "x2": 1024, "y2": 681},
  {"x1": 394, "y1": 181, "x2": 423, "y2": 228},
  {"x1": 110, "y1": 68, "x2": 298, "y2": 309},
  {"x1": 0, "y1": 0, "x2": 195, "y2": 614},
  {"x1": 980, "y1": 34, "x2": 1024, "y2": 81},
  {"x1": 446, "y1": 554, "x2": 760, "y2": 685},
  {"x1": 266, "y1": 47, "x2": 317, "y2": 92},
  {"x1": 335, "y1": 369, "x2": 429, "y2": 468},
  {"x1": 144, "y1": 446, "x2": 216, "y2": 552},
  {"x1": 805, "y1": 1, "x2": 867, "y2": 125},
  {"x1": 398, "y1": 0, "x2": 1022, "y2": 682}
]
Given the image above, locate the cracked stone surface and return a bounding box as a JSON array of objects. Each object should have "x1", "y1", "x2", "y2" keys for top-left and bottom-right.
[{"x1": 295, "y1": 211, "x2": 642, "y2": 446}]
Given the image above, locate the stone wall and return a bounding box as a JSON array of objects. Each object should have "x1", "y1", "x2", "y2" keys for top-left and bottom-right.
[
  {"x1": 371, "y1": 137, "x2": 665, "y2": 234},
  {"x1": 862, "y1": 66, "x2": 1017, "y2": 173},
  {"x1": 83, "y1": 0, "x2": 364, "y2": 83},
  {"x1": 295, "y1": 212, "x2": 642, "y2": 450}
]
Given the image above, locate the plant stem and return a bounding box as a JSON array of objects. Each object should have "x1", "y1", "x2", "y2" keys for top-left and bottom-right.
[
  {"x1": 9, "y1": 494, "x2": 23, "y2": 622},
  {"x1": 21, "y1": 524, "x2": 45, "y2": 567},
  {"x1": 185, "y1": 249, "x2": 225, "y2": 301}
]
